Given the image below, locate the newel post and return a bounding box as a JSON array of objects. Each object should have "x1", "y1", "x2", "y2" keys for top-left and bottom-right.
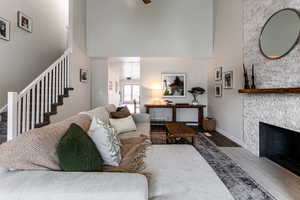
[{"x1": 7, "y1": 92, "x2": 18, "y2": 141}]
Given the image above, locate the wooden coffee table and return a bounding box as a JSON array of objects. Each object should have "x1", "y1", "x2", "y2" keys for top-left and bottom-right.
[{"x1": 165, "y1": 123, "x2": 198, "y2": 145}]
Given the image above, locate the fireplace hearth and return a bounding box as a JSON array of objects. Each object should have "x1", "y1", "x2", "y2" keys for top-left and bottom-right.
[{"x1": 260, "y1": 122, "x2": 300, "y2": 176}]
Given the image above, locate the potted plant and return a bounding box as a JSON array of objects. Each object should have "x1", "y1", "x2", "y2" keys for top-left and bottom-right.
[{"x1": 188, "y1": 87, "x2": 205, "y2": 105}]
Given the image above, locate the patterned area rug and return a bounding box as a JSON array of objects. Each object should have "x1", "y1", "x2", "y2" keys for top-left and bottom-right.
[{"x1": 194, "y1": 133, "x2": 276, "y2": 200}]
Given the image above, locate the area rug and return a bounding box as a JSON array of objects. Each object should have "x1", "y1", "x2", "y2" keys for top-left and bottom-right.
[{"x1": 194, "y1": 133, "x2": 276, "y2": 200}]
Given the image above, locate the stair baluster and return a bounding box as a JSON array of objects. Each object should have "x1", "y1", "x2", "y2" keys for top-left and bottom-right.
[
  {"x1": 62, "y1": 58, "x2": 65, "y2": 93},
  {"x1": 55, "y1": 65, "x2": 59, "y2": 103},
  {"x1": 45, "y1": 73, "x2": 49, "y2": 114},
  {"x1": 36, "y1": 81, "x2": 40, "y2": 126},
  {"x1": 59, "y1": 61, "x2": 62, "y2": 96},
  {"x1": 41, "y1": 78, "x2": 45, "y2": 123},
  {"x1": 17, "y1": 96, "x2": 21, "y2": 134},
  {"x1": 49, "y1": 71, "x2": 52, "y2": 113},
  {"x1": 26, "y1": 92, "x2": 30, "y2": 132},
  {"x1": 31, "y1": 85, "x2": 36, "y2": 129},
  {"x1": 22, "y1": 95, "x2": 26, "y2": 133}
]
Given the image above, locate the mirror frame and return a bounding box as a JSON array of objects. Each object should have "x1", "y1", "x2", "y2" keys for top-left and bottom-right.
[{"x1": 259, "y1": 8, "x2": 300, "y2": 60}]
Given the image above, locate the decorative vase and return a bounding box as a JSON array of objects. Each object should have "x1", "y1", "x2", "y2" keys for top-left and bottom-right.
[
  {"x1": 243, "y1": 64, "x2": 250, "y2": 89},
  {"x1": 251, "y1": 64, "x2": 256, "y2": 89},
  {"x1": 191, "y1": 94, "x2": 199, "y2": 105}
]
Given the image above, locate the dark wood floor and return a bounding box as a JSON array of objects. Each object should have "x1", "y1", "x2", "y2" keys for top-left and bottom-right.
[
  {"x1": 151, "y1": 125, "x2": 240, "y2": 147},
  {"x1": 204, "y1": 131, "x2": 240, "y2": 147}
]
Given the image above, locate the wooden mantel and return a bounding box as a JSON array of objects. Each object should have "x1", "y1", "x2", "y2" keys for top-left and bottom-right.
[{"x1": 239, "y1": 88, "x2": 300, "y2": 94}]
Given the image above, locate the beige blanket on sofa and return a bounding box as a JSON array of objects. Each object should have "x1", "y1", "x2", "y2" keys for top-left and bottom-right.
[
  {"x1": 0, "y1": 115, "x2": 91, "y2": 170},
  {"x1": 104, "y1": 135, "x2": 151, "y2": 176}
]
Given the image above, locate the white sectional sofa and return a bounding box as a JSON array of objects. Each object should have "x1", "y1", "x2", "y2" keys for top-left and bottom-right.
[{"x1": 0, "y1": 105, "x2": 234, "y2": 200}]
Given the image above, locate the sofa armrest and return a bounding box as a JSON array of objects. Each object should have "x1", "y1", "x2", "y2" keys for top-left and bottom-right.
[
  {"x1": 132, "y1": 113, "x2": 150, "y2": 124},
  {"x1": 0, "y1": 171, "x2": 148, "y2": 200}
]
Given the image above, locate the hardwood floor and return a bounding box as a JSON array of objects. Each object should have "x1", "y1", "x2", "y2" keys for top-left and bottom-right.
[
  {"x1": 202, "y1": 131, "x2": 240, "y2": 147},
  {"x1": 221, "y1": 147, "x2": 300, "y2": 200}
]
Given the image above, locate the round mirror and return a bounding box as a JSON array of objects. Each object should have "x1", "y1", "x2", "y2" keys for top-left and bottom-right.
[{"x1": 260, "y1": 8, "x2": 300, "y2": 59}]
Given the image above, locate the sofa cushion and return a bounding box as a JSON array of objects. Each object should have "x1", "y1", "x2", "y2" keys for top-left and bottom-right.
[
  {"x1": 0, "y1": 115, "x2": 91, "y2": 171},
  {"x1": 109, "y1": 116, "x2": 137, "y2": 134},
  {"x1": 0, "y1": 171, "x2": 148, "y2": 200},
  {"x1": 119, "y1": 122, "x2": 150, "y2": 139},
  {"x1": 57, "y1": 123, "x2": 103, "y2": 172},
  {"x1": 145, "y1": 145, "x2": 234, "y2": 200},
  {"x1": 88, "y1": 118, "x2": 121, "y2": 167},
  {"x1": 105, "y1": 104, "x2": 117, "y2": 113},
  {"x1": 132, "y1": 113, "x2": 150, "y2": 124},
  {"x1": 82, "y1": 107, "x2": 110, "y2": 124}
]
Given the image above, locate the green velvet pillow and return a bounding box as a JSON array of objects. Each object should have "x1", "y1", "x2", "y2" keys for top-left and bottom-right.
[{"x1": 56, "y1": 123, "x2": 103, "y2": 172}]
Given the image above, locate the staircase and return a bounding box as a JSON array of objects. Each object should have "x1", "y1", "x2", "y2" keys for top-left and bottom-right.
[{"x1": 1, "y1": 49, "x2": 73, "y2": 143}]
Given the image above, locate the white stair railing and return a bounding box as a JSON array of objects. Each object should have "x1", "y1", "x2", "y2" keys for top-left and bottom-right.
[{"x1": 7, "y1": 49, "x2": 71, "y2": 141}]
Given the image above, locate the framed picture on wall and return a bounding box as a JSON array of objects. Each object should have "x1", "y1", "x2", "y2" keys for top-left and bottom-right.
[
  {"x1": 80, "y1": 69, "x2": 88, "y2": 83},
  {"x1": 224, "y1": 71, "x2": 234, "y2": 89},
  {"x1": 215, "y1": 67, "x2": 222, "y2": 81},
  {"x1": 0, "y1": 17, "x2": 10, "y2": 41},
  {"x1": 108, "y1": 81, "x2": 113, "y2": 91},
  {"x1": 215, "y1": 84, "x2": 222, "y2": 97},
  {"x1": 162, "y1": 73, "x2": 186, "y2": 98},
  {"x1": 17, "y1": 11, "x2": 33, "y2": 33},
  {"x1": 115, "y1": 81, "x2": 119, "y2": 93}
]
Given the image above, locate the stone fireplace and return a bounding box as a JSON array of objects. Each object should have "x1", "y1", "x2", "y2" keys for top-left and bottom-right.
[
  {"x1": 260, "y1": 122, "x2": 300, "y2": 176},
  {"x1": 243, "y1": 94, "x2": 300, "y2": 156},
  {"x1": 242, "y1": 0, "x2": 300, "y2": 156}
]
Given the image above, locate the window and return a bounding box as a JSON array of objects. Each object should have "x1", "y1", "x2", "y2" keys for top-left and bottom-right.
[
  {"x1": 122, "y1": 62, "x2": 140, "y2": 80},
  {"x1": 123, "y1": 84, "x2": 140, "y2": 113},
  {"x1": 123, "y1": 84, "x2": 140, "y2": 104}
]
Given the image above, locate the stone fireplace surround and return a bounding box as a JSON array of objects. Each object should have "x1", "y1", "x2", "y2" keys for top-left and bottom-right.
[
  {"x1": 242, "y1": 0, "x2": 300, "y2": 156},
  {"x1": 243, "y1": 94, "x2": 300, "y2": 156}
]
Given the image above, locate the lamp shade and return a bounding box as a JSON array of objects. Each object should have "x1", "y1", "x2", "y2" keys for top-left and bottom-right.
[{"x1": 151, "y1": 89, "x2": 162, "y2": 98}]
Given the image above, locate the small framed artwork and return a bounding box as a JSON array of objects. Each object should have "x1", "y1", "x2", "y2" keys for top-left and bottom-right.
[
  {"x1": 115, "y1": 81, "x2": 119, "y2": 93},
  {"x1": 80, "y1": 69, "x2": 88, "y2": 83},
  {"x1": 18, "y1": 11, "x2": 33, "y2": 33},
  {"x1": 215, "y1": 84, "x2": 222, "y2": 97},
  {"x1": 215, "y1": 67, "x2": 222, "y2": 81},
  {"x1": 108, "y1": 81, "x2": 113, "y2": 91},
  {"x1": 0, "y1": 17, "x2": 10, "y2": 41},
  {"x1": 162, "y1": 73, "x2": 186, "y2": 98},
  {"x1": 224, "y1": 71, "x2": 234, "y2": 89}
]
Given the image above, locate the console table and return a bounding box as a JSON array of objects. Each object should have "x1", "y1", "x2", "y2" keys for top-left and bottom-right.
[{"x1": 144, "y1": 104, "x2": 206, "y2": 129}]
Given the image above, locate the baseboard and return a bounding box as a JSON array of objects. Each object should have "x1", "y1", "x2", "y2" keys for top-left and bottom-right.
[{"x1": 216, "y1": 127, "x2": 245, "y2": 148}]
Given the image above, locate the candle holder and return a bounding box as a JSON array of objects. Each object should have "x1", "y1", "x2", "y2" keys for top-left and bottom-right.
[
  {"x1": 251, "y1": 64, "x2": 256, "y2": 89},
  {"x1": 243, "y1": 64, "x2": 250, "y2": 89}
]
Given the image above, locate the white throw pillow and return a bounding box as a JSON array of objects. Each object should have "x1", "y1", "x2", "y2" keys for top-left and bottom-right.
[
  {"x1": 109, "y1": 116, "x2": 137, "y2": 134},
  {"x1": 88, "y1": 118, "x2": 122, "y2": 167},
  {"x1": 79, "y1": 107, "x2": 111, "y2": 124}
]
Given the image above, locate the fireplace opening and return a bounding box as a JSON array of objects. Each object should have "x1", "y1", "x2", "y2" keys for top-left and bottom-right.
[{"x1": 260, "y1": 122, "x2": 300, "y2": 176}]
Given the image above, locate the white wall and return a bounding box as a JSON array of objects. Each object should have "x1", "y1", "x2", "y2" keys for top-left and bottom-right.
[
  {"x1": 208, "y1": 0, "x2": 244, "y2": 145},
  {"x1": 0, "y1": 0, "x2": 68, "y2": 107},
  {"x1": 141, "y1": 57, "x2": 209, "y2": 122},
  {"x1": 86, "y1": 0, "x2": 213, "y2": 57},
  {"x1": 51, "y1": 0, "x2": 91, "y2": 122},
  {"x1": 91, "y1": 58, "x2": 109, "y2": 108},
  {"x1": 108, "y1": 62, "x2": 122, "y2": 106}
]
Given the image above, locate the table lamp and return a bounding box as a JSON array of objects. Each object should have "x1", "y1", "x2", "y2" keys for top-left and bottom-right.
[{"x1": 151, "y1": 88, "x2": 162, "y2": 104}]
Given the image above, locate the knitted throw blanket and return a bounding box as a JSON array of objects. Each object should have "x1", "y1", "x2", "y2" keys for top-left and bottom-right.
[{"x1": 103, "y1": 135, "x2": 151, "y2": 177}]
